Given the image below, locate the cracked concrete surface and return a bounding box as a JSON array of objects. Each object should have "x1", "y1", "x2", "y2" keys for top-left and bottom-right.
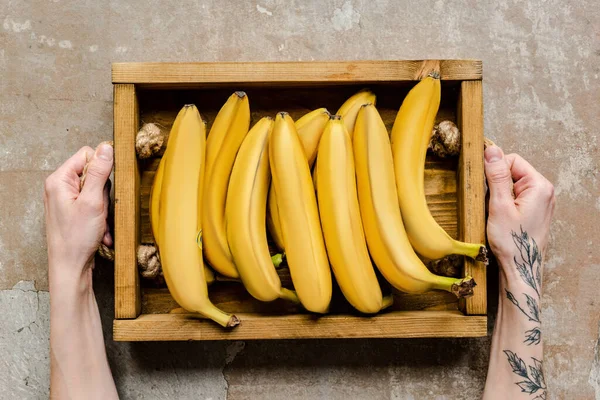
[
  {"x1": 1, "y1": 0, "x2": 599, "y2": 399},
  {"x1": 0, "y1": 281, "x2": 49, "y2": 399}
]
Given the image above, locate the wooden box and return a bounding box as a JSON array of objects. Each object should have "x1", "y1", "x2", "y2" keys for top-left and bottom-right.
[{"x1": 112, "y1": 60, "x2": 487, "y2": 341}]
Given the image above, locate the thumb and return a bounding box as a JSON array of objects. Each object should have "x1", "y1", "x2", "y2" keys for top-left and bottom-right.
[
  {"x1": 484, "y1": 145, "x2": 514, "y2": 209},
  {"x1": 80, "y1": 143, "x2": 114, "y2": 201}
]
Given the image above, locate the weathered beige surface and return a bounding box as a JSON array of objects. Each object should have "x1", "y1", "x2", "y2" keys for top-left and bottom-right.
[{"x1": 0, "y1": 1, "x2": 598, "y2": 399}]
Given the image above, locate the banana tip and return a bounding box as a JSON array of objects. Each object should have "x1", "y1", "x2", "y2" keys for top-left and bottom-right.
[
  {"x1": 428, "y1": 71, "x2": 441, "y2": 79},
  {"x1": 476, "y1": 246, "x2": 489, "y2": 265},
  {"x1": 357, "y1": 88, "x2": 374, "y2": 95},
  {"x1": 330, "y1": 114, "x2": 342, "y2": 120},
  {"x1": 235, "y1": 91, "x2": 247, "y2": 98},
  {"x1": 451, "y1": 276, "x2": 476, "y2": 298},
  {"x1": 277, "y1": 111, "x2": 289, "y2": 117},
  {"x1": 227, "y1": 315, "x2": 241, "y2": 328}
]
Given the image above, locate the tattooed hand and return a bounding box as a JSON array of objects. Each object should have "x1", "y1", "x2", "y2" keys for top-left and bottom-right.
[{"x1": 484, "y1": 145, "x2": 555, "y2": 284}]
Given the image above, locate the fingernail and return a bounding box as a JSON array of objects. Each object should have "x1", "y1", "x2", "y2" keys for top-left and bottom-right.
[
  {"x1": 484, "y1": 146, "x2": 503, "y2": 163},
  {"x1": 96, "y1": 144, "x2": 113, "y2": 161}
]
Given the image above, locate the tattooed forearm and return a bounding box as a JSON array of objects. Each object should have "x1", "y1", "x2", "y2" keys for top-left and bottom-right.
[
  {"x1": 504, "y1": 351, "x2": 547, "y2": 399},
  {"x1": 503, "y1": 227, "x2": 546, "y2": 397},
  {"x1": 505, "y1": 289, "x2": 540, "y2": 323},
  {"x1": 505, "y1": 288, "x2": 542, "y2": 345},
  {"x1": 505, "y1": 227, "x2": 543, "y2": 346}
]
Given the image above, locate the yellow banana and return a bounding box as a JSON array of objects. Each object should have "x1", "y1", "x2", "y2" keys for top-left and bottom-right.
[
  {"x1": 390, "y1": 74, "x2": 487, "y2": 262},
  {"x1": 150, "y1": 107, "x2": 186, "y2": 244},
  {"x1": 295, "y1": 108, "x2": 331, "y2": 166},
  {"x1": 149, "y1": 156, "x2": 166, "y2": 244},
  {"x1": 337, "y1": 90, "x2": 376, "y2": 137},
  {"x1": 226, "y1": 117, "x2": 299, "y2": 303},
  {"x1": 315, "y1": 116, "x2": 384, "y2": 313},
  {"x1": 269, "y1": 112, "x2": 332, "y2": 313},
  {"x1": 202, "y1": 92, "x2": 250, "y2": 278},
  {"x1": 150, "y1": 138, "x2": 215, "y2": 285},
  {"x1": 266, "y1": 108, "x2": 330, "y2": 250},
  {"x1": 354, "y1": 104, "x2": 475, "y2": 296},
  {"x1": 158, "y1": 104, "x2": 237, "y2": 327}
]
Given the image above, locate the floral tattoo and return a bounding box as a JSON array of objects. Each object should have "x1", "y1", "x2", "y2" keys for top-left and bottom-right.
[{"x1": 504, "y1": 227, "x2": 546, "y2": 398}]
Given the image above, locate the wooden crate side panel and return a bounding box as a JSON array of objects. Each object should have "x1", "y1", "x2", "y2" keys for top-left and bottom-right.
[
  {"x1": 114, "y1": 84, "x2": 141, "y2": 319},
  {"x1": 457, "y1": 80, "x2": 487, "y2": 315},
  {"x1": 113, "y1": 311, "x2": 487, "y2": 341},
  {"x1": 112, "y1": 60, "x2": 482, "y2": 85}
]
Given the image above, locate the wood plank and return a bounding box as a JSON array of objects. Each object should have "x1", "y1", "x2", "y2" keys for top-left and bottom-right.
[
  {"x1": 457, "y1": 80, "x2": 487, "y2": 315},
  {"x1": 113, "y1": 311, "x2": 487, "y2": 341},
  {"x1": 114, "y1": 84, "x2": 141, "y2": 319},
  {"x1": 112, "y1": 60, "x2": 482, "y2": 85}
]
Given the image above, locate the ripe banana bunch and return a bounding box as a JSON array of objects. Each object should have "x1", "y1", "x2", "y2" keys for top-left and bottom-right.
[
  {"x1": 266, "y1": 108, "x2": 330, "y2": 250},
  {"x1": 354, "y1": 103, "x2": 475, "y2": 296},
  {"x1": 157, "y1": 104, "x2": 237, "y2": 327},
  {"x1": 150, "y1": 84, "x2": 483, "y2": 324},
  {"x1": 269, "y1": 112, "x2": 332, "y2": 313},
  {"x1": 337, "y1": 90, "x2": 376, "y2": 137},
  {"x1": 391, "y1": 73, "x2": 487, "y2": 262},
  {"x1": 226, "y1": 117, "x2": 299, "y2": 304},
  {"x1": 202, "y1": 92, "x2": 250, "y2": 278},
  {"x1": 315, "y1": 116, "x2": 386, "y2": 313}
]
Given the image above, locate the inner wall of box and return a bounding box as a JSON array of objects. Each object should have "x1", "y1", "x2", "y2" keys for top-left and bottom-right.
[{"x1": 135, "y1": 82, "x2": 463, "y2": 315}]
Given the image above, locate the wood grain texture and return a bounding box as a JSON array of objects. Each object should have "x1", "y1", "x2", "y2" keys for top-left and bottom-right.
[
  {"x1": 113, "y1": 311, "x2": 487, "y2": 341},
  {"x1": 457, "y1": 80, "x2": 487, "y2": 315},
  {"x1": 112, "y1": 60, "x2": 482, "y2": 85},
  {"x1": 114, "y1": 84, "x2": 141, "y2": 319}
]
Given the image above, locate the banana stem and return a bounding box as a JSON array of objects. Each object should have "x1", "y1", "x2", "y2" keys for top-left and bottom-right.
[
  {"x1": 271, "y1": 253, "x2": 284, "y2": 268},
  {"x1": 431, "y1": 276, "x2": 476, "y2": 298},
  {"x1": 193, "y1": 304, "x2": 240, "y2": 328},
  {"x1": 452, "y1": 241, "x2": 488, "y2": 264},
  {"x1": 381, "y1": 295, "x2": 394, "y2": 310},
  {"x1": 279, "y1": 288, "x2": 301, "y2": 304}
]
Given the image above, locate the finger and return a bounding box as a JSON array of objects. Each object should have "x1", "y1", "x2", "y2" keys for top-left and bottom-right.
[
  {"x1": 102, "y1": 180, "x2": 112, "y2": 247},
  {"x1": 56, "y1": 146, "x2": 94, "y2": 177},
  {"x1": 103, "y1": 229, "x2": 113, "y2": 247},
  {"x1": 484, "y1": 145, "x2": 515, "y2": 210},
  {"x1": 103, "y1": 180, "x2": 111, "y2": 216},
  {"x1": 505, "y1": 153, "x2": 540, "y2": 182},
  {"x1": 80, "y1": 143, "x2": 114, "y2": 202}
]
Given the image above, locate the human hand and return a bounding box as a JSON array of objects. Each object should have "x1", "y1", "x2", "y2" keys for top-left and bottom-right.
[
  {"x1": 484, "y1": 145, "x2": 555, "y2": 286},
  {"x1": 44, "y1": 144, "x2": 113, "y2": 283}
]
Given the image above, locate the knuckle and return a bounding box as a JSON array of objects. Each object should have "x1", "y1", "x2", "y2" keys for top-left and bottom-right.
[
  {"x1": 487, "y1": 168, "x2": 511, "y2": 184},
  {"x1": 85, "y1": 163, "x2": 106, "y2": 180},
  {"x1": 44, "y1": 175, "x2": 58, "y2": 195},
  {"x1": 539, "y1": 180, "x2": 555, "y2": 200}
]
